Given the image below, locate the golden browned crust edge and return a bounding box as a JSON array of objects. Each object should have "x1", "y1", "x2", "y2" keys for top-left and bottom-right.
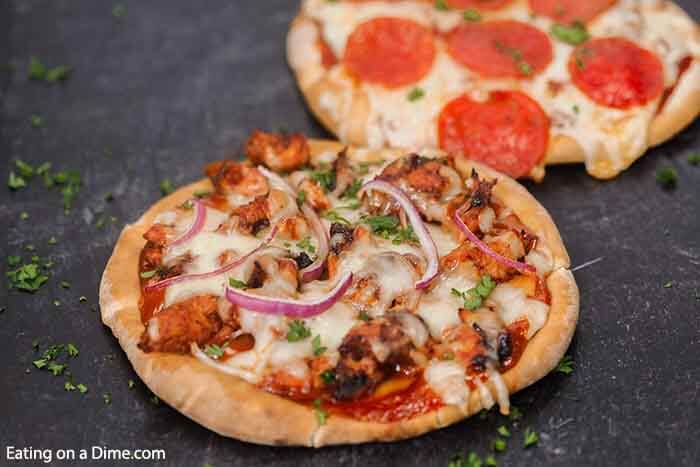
[
  {"x1": 287, "y1": 13, "x2": 700, "y2": 180},
  {"x1": 100, "y1": 141, "x2": 578, "y2": 446}
]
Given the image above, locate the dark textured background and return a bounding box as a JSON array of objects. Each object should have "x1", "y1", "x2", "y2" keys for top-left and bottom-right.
[{"x1": 1, "y1": 1, "x2": 699, "y2": 466}]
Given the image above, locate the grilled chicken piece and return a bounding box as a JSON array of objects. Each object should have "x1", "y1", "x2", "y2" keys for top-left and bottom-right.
[
  {"x1": 204, "y1": 160, "x2": 268, "y2": 197},
  {"x1": 245, "y1": 130, "x2": 310, "y2": 172}
]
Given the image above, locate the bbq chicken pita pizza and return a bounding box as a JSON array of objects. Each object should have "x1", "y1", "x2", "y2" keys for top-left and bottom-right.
[
  {"x1": 287, "y1": 0, "x2": 700, "y2": 180},
  {"x1": 100, "y1": 131, "x2": 578, "y2": 446}
]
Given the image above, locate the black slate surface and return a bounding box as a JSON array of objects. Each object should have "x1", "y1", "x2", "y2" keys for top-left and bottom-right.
[{"x1": 1, "y1": 1, "x2": 699, "y2": 466}]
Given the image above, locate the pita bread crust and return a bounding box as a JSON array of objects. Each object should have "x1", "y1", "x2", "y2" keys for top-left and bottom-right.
[
  {"x1": 100, "y1": 141, "x2": 577, "y2": 446},
  {"x1": 287, "y1": 12, "x2": 700, "y2": 180}
]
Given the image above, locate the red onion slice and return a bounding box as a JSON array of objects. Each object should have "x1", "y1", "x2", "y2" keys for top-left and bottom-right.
[
  {"x1": 257, "y1": 166, "x2": 330, "y2": 283},
  {"x1": 169, "y1": 198, "x2": 207, "y2": 247},
  {"x1": 358, "y1": 179, "x2": 439, "y2": 289},
  {"x1": 452, "y1": 202, "x2": 535, "y2": 274},
  {"x1": 225, "y1": 271, "x2": 353, "y2": 318},
  {"x1": 145, "y1": 224, "x2": 279, "y2": 291}
]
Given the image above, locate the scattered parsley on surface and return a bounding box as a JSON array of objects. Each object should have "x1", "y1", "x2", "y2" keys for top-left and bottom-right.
[
  {"x1": 322, "y1": 209, "x2": 352, "y2": 225},
  {"x1": 160, "y1": 179, "x2": 174, "y2": 196},
  {"x1": 493, "y1": 438, "x2": 506, "y2": 452},
  {"x1": 523, "y1": 428, "x2": 539, "y2": 448},
  {"x1": 320, "y1": 370, "x2": 335, "y2": 385},
  {"x1": 555, "y1": 354, "x2": 574, "y2": 374},
  {"x1": 656, "y1": 167, "x2": 678, "y2": 188},
  {"x1": 407, "y1": 87, "x2": 425, "y2": 102},
  {"x1": 20, "y1": 212, "x2": 29, "y2": 220},
  {"x1": 357, "y1": 310, "x2": 370, "y2": 322},
  {"x1": 128, "y1": 379, "x2": 135, "y2": 389},
  {"x1": 688, "y1": 153, "x2": 700, "y2": 166},
  {"x1": 76, "y1": 383, "x2": 88, "y2": 394},
  {"x1": 46, "y1": 65, "x2": 71, "y2": 82},
  {"x1": 297, "y1": 236, "x2": 316, "y2": 254},
  {"x1": 312, "y1": 335, "x2": 327, "y2": 356},
  {"x1": 310, "y1": 166, "x2": 335, "y2": 192},
  {"x1": 434, "y1": 0, "x2": 449, "y2": 11},
  {"x1": 497, "y1": 425, "x2": 510, "y2": 437},
  {"x1": 286, "y1": 320, "x2": 311, "y2": 342},
  {"x1": 452, "y1": 275, "x2": 496, "y2": 310},
  {"x1": 28, "y1": 56, "x2": 46, "y2": 80},
  {"x1": 30, "y1": 115, "x2": 44, "y2": 128},
  {"x1": 463, "y1": 9, "x2": 482, "y2": 21},
  {"x1": 550, "y1": 22, "x2": 589, "y2": 45},
  {"x1": 103, "y1": 393, "x2": 112, "y2": 405},
  {"x1": 8, "y1": 172, "x2": 27, "y2": 190},
  {"x1": 228, "y1": 278, "x2": 247, "y2": 289},
  {"x1": 60, "y1": 280, "x2": 71, "y2": 289},
  {"x1": 663, "y1": 281, "x2": 674, "y2": 288},
  {"x1": 66, "y1": 343, "x2": 79, "y2": 357},
  {"x1": 313, "y1": 399, "x2": 328, "y2": 425},
  {"x1": 204, "y1": 344, "x2": 225, "y2": 359},
  {"x1": 296, "y1": 190, "x2": 307, "y2": 206},
  {"x1": 7, "y1": 263, "x2": 49, "y2": 293},
  {"x1": 140, "y1": 270, "x2": 157, "y2": 279}
]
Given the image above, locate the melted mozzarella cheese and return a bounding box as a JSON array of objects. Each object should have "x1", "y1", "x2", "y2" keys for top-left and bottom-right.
[
  {"x1": 418, "y1": 270, "x2": 478, "y2": 338},
  {"x1": 305, "y1": 302, "x2": 358, "y2": 354},
  {"x1": 425, "y1": 360, "x2": 469, "y2": 406},
  {"x1": 488, "y1": 284, "x2": 549, "y2": 339}
]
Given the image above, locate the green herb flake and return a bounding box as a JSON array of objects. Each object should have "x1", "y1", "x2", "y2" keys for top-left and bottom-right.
[
  {"x1": 555, "y1": 354, "x2": 574, "y2": 374},
  {"x1": 228, "y1": 278, "x2": 248, "y2": 289},
  {"x1": 20, "y1": 212, "x2": 29, "y2": 220},
  {"x1": 28, "y1": 56, "x2": 46, "y2": 80},
  {"x1": 523, "y1": 428, "x2": 539, "y2": 448},
  {"x1": 656, "y1": 167, "x2": 678, "y2": 188},
  {"x1": 322, "y1": 209, "x2": 352, "y2": 225},
  {"x1": 320, "y1": 370, "x2": 335, "y2": 385},
  {"x1": 160, "y1": 179, "x2": 175, "y2": 196},
  {"x1": 663, "y1": 281, "x2": 674, "y2": 288},
  {"x1": 688, "y1": 154, "x2": 700, "y2": 166},
  {"x1": 60, "y1": 280, "x2": 71, "y2": 289},
  {"x1": 47, "y1": 362, "x2": 66, "y2": 376},
  {"x1": 204, "y1": 344, "x2": 225, "y2": 359},
  {"x1": 550, "y1": 22, "x2": 590, "y2": 45},
  {"x1": 497, "y1": 425, "x2": 510, "y2": 437},
  {"x1": 312, "y1": 335, "x2": 327, "y2": 356},
  {"x1": 297, "y1": 190, "x2": 307, "y2": 207},
  {"x1": 30, "y1": 115, "x2": 44, "y2": 128},
  {"x1": 508, "y1": 406, "x2": 523, "y2": 421},
  {"x1": 79, "y1": 295, "x2": 87, "y2": 303},
  {"x1": 313, "y1": 398, "x2": 328, "y2": 425},
  {"x1": 112, "y1": 4, "x2": 126, "y2": 19},
  {"x1": 48, "y1": 237, "x2": 57, "y2": 245},
  {"x1": 287, "y1": 320, "x2": 311, "y2": 342},
  {"x1": 193, "y1": 190, "x2": 211, "y2": 198},
  {"x1": 8, "y1": 255, "x2": 21, "y2": 267},
  {"x1": 453, "y1": 275, "x2": 496, "y2": 310},
  {"x1": 463, "y1": 9, "x2": 482, "y2": 22},
  {"x1": 310, "y1": 168, "x2": 335, "y2": 192},
  {"x1": 8, "y1": 172, "x2": 27, "y2": 190},
  {"x1": 64, "y1": 381, "x2": 76, "y2": 392},
  {"x1": 357, "y1": 310, "x2": 370, "y2": 322},
  {"x1": 485, "y1": 455, "x2": 497, "y2": 467},
  {"x1": 66, "y1": 343, "x2": 79, "y2": 357},
  {"x1": 407, "y1": 87, "x2": 425, "y2": 102},
  {"x1": 45, "y1": 65, "x2": 71, "y2": 83},
  {"x1": 53, "y1": 300, "x2": 61, "y2": 307},
  {"x1": 77, "y1": 383, "x2": 88, "y2": 394},
  {"x1": 7, "y1": 263, "x2": 49, "y2": 293},
  {"x1": 128, "y1": 379, "x2": 135, "y2": 389},
  {"x1": 493, "y1": 438, "x2": 506, "y2": 452},
  {"x1": 140, "y1": 270, "x2": 157, "y2": 279},
  {"x1": 297, "y1": 236, "x2": 316, "y2": 254},
  {"x1": 103, "y1": 392, "x2": 112, "y2": 405},
  {"x1": 434, "y1": 0, "x2": 449, "y2": 11}
]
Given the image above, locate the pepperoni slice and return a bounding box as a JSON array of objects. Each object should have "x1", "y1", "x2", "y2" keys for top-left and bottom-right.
[
  {"x1": 447, "y1": 0, "x2": 514, "y2": 9},
  {"x1": 445, "y1": 20, "x2": 553, "y2": 78},
  {"x1": 438, "y1": 91, "x2": 549, "y2": 178},
  {"x1": 529, "y1": 0, "x2": 615, "y2": 24},
  {"x1": 343, "y1": 17, "x2": 436, "y2": 88},
  {"x1": 569, "y1": 38, "x2": 664, "y2": 109}
]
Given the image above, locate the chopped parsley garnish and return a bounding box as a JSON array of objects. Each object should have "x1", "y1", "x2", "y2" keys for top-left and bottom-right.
[
  {"x1": 297, "y1": 190, "x2": 307, "y2": 206},
  {"x1": 452, "y1": 275, "x2": 496, "y2": 310},
  {"x1": 112, "y1": 4, "x2": 126, "y2": 19},
  {"x1": 79, "y1": 296, "x2": 87, "y2": 303},
  {"x1": 357, "y1": 159, "x2": 385, "y2": 176},
  {"x1": 550, "y1": 22, "x2": 589, "y2": 45},
  {"x1": 494, "y1": 41, "x2": 532, "y2": 76},
  {"x1": 313, "y1": 399, "x2": 328, "y2": 425},
  {"x1": 656, "y1": 167, "x2": 678, "y2": 188},
  {"x1": 193, "y1": 190, "x2": 211, "y2": 198},
  {"x1": 363, "y1": 214, "x2": 399, "y2": 233},
  {"x1": 30, "y1": 115, "x2": 44, "y2": 128},
  {"x1": 485, "y1": 455, "x2": 497, "y2": 467},
  {"x1": 493, "y1": 438, "x2": 506, "y2": 452},
  {"x1": 128, "y1": 379, "x2": 135, "y2": 389},
  {"x1": 47, "y1": 362, "x2": 66, "y2": 376},
  {"x1": 20, "y1": 212, "x2": 29, "y2": 220},
  {"x1": 555, "y1": 354, "x2": 574, "y2": 374},
  {"x1": 320, "y1": 370, "x2": 335, "y2": 384},
  {"x1": 7, "y1": 256, "x2": 21, "y2": 267},
  {"x1": 407, "y1": 87, "x2": 425, "y2": 102},
  {"x1": 297, "y1": 236, "x2": 316, "y2": 254},
  {"x1": 140, "y1": 270, "x2": 157, "y2": 279},
  {"x1": 64, "y1": 381, "x2": 76, "y2": 391},
  {"x1": 508, "y1": 406, "x2": 522, "y2": 421},
  {"x1": 180, "y1": 200, "x2": 193, "y2": 210},
  {"x1": 7, "y1": 263, "x2": 49, "y2": 293},
  {"x1": 286, "y1": 320, "x2": 311, "y2": 342},
  {"x1": 322, "y1": 210, "x2": 352, "y2": 225},
  {"x1": 46, "y1": 65, "x2": 71, "y2": 82},
  {"x1": 66, "y1": 343, "x2": 79, "y2": 357},
  {"x1": 342, "y1": 179, "x2": 363, "y2": 199},
  {"x1": 688, "y1": 153, "x2": 700, "y2": 166},
  {"x1": 60, "y1": 280, "x2": 71, "y2": 289},
  {"x1": 28, "y1": 56, "x2": 47, "y2": 80},
  {"x1": 160, "y1": 179, "x2": 174, "y2": 196},
  {"x1": 497, "y1": 425, "x2": 510, "y2": 437},
  {"x1": 463, "y1": 9, "x2": 482, "y2": 21},
  {"x1": 48, "y1": 237, "x2": 57, "y2": 245},
  {"x1": 50, "y1": 169, "x2": 82, "y2": 212},
  {"x1": 448, "y1": 452, "x2": 484, "y2": 467},
  {"x1": 434, "y1": 0, "x2": 449, "y2": 11},
  {"x1": 312, "y1": 335, "x2": 327, "y2": 356},
  {"x1": 310, "y1": 166, "x2": 335, "y2": 192},
  {"x1": 357, "y1": 310, "x2": 370, "y2": 322},
  {"x1": 228, "y1": 278, "x2": 248, "y2": 289},
  {"x1": 8, "y1": 172, "x2": 27, "y2": 190},
  {"x1": 53, "y1": 300, "x2": 61, "y2": 307},
  {"x1": 204, "y1": 344, "x2": 225, "y2": 359},
  {"x1": 523, "y1": 428, "x2": 539, "y2": 448},
  {"x1": 76, "y1": 383, "x2": 88, "y2": 394},
  {"x1": 103, "y1": 392, "x2": 112, "y2": 405},
  {"x1": 663, "y1": 281, "x2": 673, "y2": 288}
]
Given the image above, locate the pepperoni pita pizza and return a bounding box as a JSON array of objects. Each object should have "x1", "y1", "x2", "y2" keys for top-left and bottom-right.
[
  {"x1": 287, "y1": 0, "x2": 700, "y2": 179},
  {"x1": 100, "y1": 131, "x2": 578, "y2": 445}
]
